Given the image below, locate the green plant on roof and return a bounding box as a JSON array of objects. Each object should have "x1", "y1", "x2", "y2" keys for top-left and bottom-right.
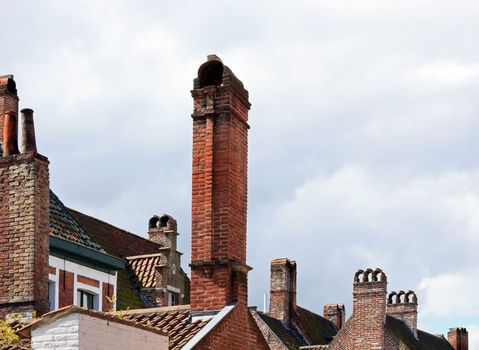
[{"x1": 0, "y1": 320, "x2": 19, "y2": 347}]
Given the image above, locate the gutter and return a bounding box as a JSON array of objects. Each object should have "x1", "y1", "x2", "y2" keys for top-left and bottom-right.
[{"x1": 50, "y1": 236, "x2": 126, "y2": 274}]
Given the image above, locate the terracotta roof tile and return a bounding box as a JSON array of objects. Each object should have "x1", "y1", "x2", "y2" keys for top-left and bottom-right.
[
  {"x1": 119, "y1": 305, "x2": 210, "y2": 350},
  {"x1": 126, "y1": 254, "x2": 164, "y2": 289}
]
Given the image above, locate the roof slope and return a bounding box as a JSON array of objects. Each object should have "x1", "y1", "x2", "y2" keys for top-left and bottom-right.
[
  {"x1": 120, "y1": 305, "x2": 210, "y2": 350},
  {"x1": 126, "y1": 254, "x2": 164, "y2": 289},
  {"x1": 69, "y1": 208, "x2": 162, "y2": 259},
  {"x1": 258, "y1": 312, "x2": 302, "y2": 350},
  {"x1": 49, "y1": 191, "x2": 103, "y2": 252},
  {"x1": 296, "y1": 306, "x2": 337, "y2": 345},
  {"x1": 386, "y1": 315, "x2": 454, "y2": 350}
]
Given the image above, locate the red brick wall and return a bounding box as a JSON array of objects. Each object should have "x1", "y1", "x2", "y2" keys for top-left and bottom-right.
[
  {"x1": 190, "y1": 57, "x2": 251, "y2": 313},
  {"x1": 195, "y1": 304, "x2": 270, "y2": 350},
  {"x1": 0, "y1": 154, "x2": 50, "y2": 318},
  {"x1": 59, "y1": 270, "x2": 74, "y2": 308},
  {"x1": 77, "y1": 275, "x2": 100, "y2": 288},
  {"x1": 102, "y1": 282, "x2": 114, "y2": 312}
]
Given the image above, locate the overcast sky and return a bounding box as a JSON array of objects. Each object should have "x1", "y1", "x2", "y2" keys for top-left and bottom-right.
[{"x1": 2, "y1": 0, "x2": 479, "y2": 345}]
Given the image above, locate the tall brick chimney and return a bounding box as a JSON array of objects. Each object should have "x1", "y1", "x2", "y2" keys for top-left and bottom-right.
[
  {"x1": 0, "y1": 75, "x2": 19, "y2": 146},
  {"x1": 448, "y1": 328, "x2": 468, "y2": 350},
  {"x1": 269, "y1": 258, "x2": 297, "y2": 324},
  {"x1": 190, "y1": 55, "x2": 251, "y2": 313},
  {"x1": 323, "y1": 304, "x2": 346, "y2": 331},
  {"x1": 0, "y1": 95, "x2": 50, "y2": 318},
  {"x1": 351, "y1": 268, "x2": 387, "y2": 350},
  {"x1": 387, "y1": 290, "x2": 418, "y2": 338}
]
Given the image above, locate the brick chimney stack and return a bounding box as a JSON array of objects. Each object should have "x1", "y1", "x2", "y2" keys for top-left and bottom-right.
[
  {"x1": 323, "y1": 304, "x2": 346, "y2": 331},
  {"x1": 387, "y1": 290, "x2": 418, "y2": 338},
  {"x1": 0, "y1": 75, "x2": 19, "y2": 144},
  {"x1": 0, "y1": 78, "x2": 50, "y2": 318},
  {"x1": 269, "y1": 258, "x2": 297, "y2": 325},
  {"x1": 148, "y1": 214, "x2": 178, "y2": 250},
  {"x1": 189, "y1": 55, "x2": 251, "y2": 313},
  {"x1": 448, "y1": 328, "x2": 468, "y2": 350},
  {"x1": 351, "y1": 268, "x2": 387, "y2": 350}
]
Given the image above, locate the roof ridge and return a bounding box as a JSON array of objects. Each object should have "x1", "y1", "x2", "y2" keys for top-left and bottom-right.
[{"x1": 68, "y1": 207, "x2": 162, "y2": 248}]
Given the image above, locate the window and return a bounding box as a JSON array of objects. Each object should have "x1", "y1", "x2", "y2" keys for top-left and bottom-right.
[
  {"x1": 168, "y1": 292, "x2": 179, "y2": 306},
  {"x1": 48, "y1": 281, "x2": 56, "y2": 311},
  {"x1": 77, "y1": 290, "x2": 96, "y2": 310}
]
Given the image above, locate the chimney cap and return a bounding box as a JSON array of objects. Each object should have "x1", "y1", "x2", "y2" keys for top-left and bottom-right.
[{"x1": 21, "y1": 108, "x2": 34, "y2": 114}]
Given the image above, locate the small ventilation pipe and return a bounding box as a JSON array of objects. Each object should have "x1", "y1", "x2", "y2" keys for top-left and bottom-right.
[{"x1": 21, "y1": 108, "x2": 37, "y2": 154}]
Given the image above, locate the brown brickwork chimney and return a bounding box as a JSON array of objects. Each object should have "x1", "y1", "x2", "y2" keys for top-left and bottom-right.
[
  {"x1": 387, "y1": 290, "x2": 418, "y2": 338},
  {"x1": 323, "y1": 304, "x2": 346, "y2": 331},
  {"x1": 148, "y1": 214, "x2": 178, "y2": 250},
  {"x1": 189, "y1": 55, "x2": 251, "y2": 313},
  {"x1": 0, "y1": 75, "x2": 19, "y2": 145},
  {"x1": 0, "y1": 103, "x2": 50, "y2": 318},
  {"x1": 352, "y1": 268, "x2": 387, "y2": 350},
  {"x1": 269, "y1": 258, "x2": 297, "y2": 325},
  {"x1": 448, "y1": 328, "x2": 468, "y2": 350}
]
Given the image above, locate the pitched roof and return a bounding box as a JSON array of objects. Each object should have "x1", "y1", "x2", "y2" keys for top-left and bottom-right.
[
  {"x1": 126, "y1": 254, "x2": 164, "y2": 289},
  {"x1": 69, "y1": 208, "x2": 162, "y2": 259},
  {"x1": 257, "y1": 312, "x2": 303, "y2": 350},
  {"x1": 49, "y1": 191, "x2": 103, "y2": 252},
  {"x1": 119, "y1": 305, "x2": 210, "y2": 350},
  {"x1": 296, "y1": 306, "x2": 337, "y2": 345},
  {"x1": 385, "y1": 315, "x2": 455, "y2": 350}
]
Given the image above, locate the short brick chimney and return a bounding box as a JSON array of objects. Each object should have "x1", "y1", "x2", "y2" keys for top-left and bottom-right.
[
  {"x1": 189, "y1": 55, "x2": 251, "y2": 313},
  {"x1": 148, "y1": 214, "x2": 178, "y2": 250},
  {"x1": 352, "y1": 268, "x2": 387, "y2": 350},
  {"x1": 269, "y1": 258, "x2": 297, "y2": 325},
  {"x1": 0, "y1": 97, "x2": 50, "y2": 318},
  {"x1": 448, "y1": 328, "x2": 468, "y2": 350},
  {"x1": 323, "y1": 304, "x2": 346, "y2": 331},
  {"x1": 387, "y1": 290, "x2": 418, "y2": 338},
  {"x1": 0, "y1": 75, "x2": 19, "y2": 144}
]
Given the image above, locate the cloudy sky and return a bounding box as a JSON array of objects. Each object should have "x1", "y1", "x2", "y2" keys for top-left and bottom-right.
[{"x1": 2, "y1": 0, "x2": 479, "y2": 345}]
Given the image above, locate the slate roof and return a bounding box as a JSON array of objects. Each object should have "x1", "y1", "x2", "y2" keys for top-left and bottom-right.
[
  {"x1": 126, "y1": 254, "x2": 164, "y2": 289},
  {"x1": 49, "y1": 191, "x2": 103, "y2": 252},
  {"x1": 296, "y1": 306, "x2": 337, "y2": 345},
  {"x1": 120, "y1": 305, "x2": 210, "y2": 350},
  {"x1": 69, "y1": 208, "x2": 162, "y2": 259},
  {"x1": 385, "y1": 315, "x2": 454, "y2": 350},
  {"x1": 257, "y1": 312, "x2": 303, "y2": 350}
]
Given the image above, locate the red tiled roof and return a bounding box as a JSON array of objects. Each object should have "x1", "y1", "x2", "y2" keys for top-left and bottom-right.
[
  {"x1": 119, "y1": 305, "x2": 210, "y2": 350},
  {"x1": 126, "y1": 254, "x2": 164, "y2": 289},
  {"x1": 69, "y1": 208, "x2": 162, "y2": 259}
]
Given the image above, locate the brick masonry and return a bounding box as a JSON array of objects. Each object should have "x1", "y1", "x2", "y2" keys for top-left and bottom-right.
[
  {"x1": 448, "y1": 328, "x2": 469, "y2": 350},
  {"x1": 269, "y1": 258, "x2": 297, "y2": 325},
  {"x1": 0, "y1": 153, "x2": 50, "y2": 318},
  {"x1": 102, "y1": 282, "x2": 114, "y2": 312},
  {"x1": 59, "y1": 270, "x2": 74, "y2": 308},
  {"x1": 190, "y1": 56, "x2": 251, "y2": 313}
]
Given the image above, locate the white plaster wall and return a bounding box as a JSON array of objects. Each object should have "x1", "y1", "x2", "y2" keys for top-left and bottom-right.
[
  {"x1": 49, "y1": 255, "x2": 118, "y2": 311},
  {"x1": 78, "y1": 314, "x2": 168, "y2": 350},
  {"x1": 31, "y1": 313, "x2": 80, "y2": 350},
  {"x1": 31, "y1": 313, "x2": 168, "y2": 350}
]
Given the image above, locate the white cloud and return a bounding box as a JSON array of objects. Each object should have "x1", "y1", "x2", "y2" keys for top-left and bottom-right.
[{"x1": 419, "y1": 270, "x2": 479, "y2": 318}]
